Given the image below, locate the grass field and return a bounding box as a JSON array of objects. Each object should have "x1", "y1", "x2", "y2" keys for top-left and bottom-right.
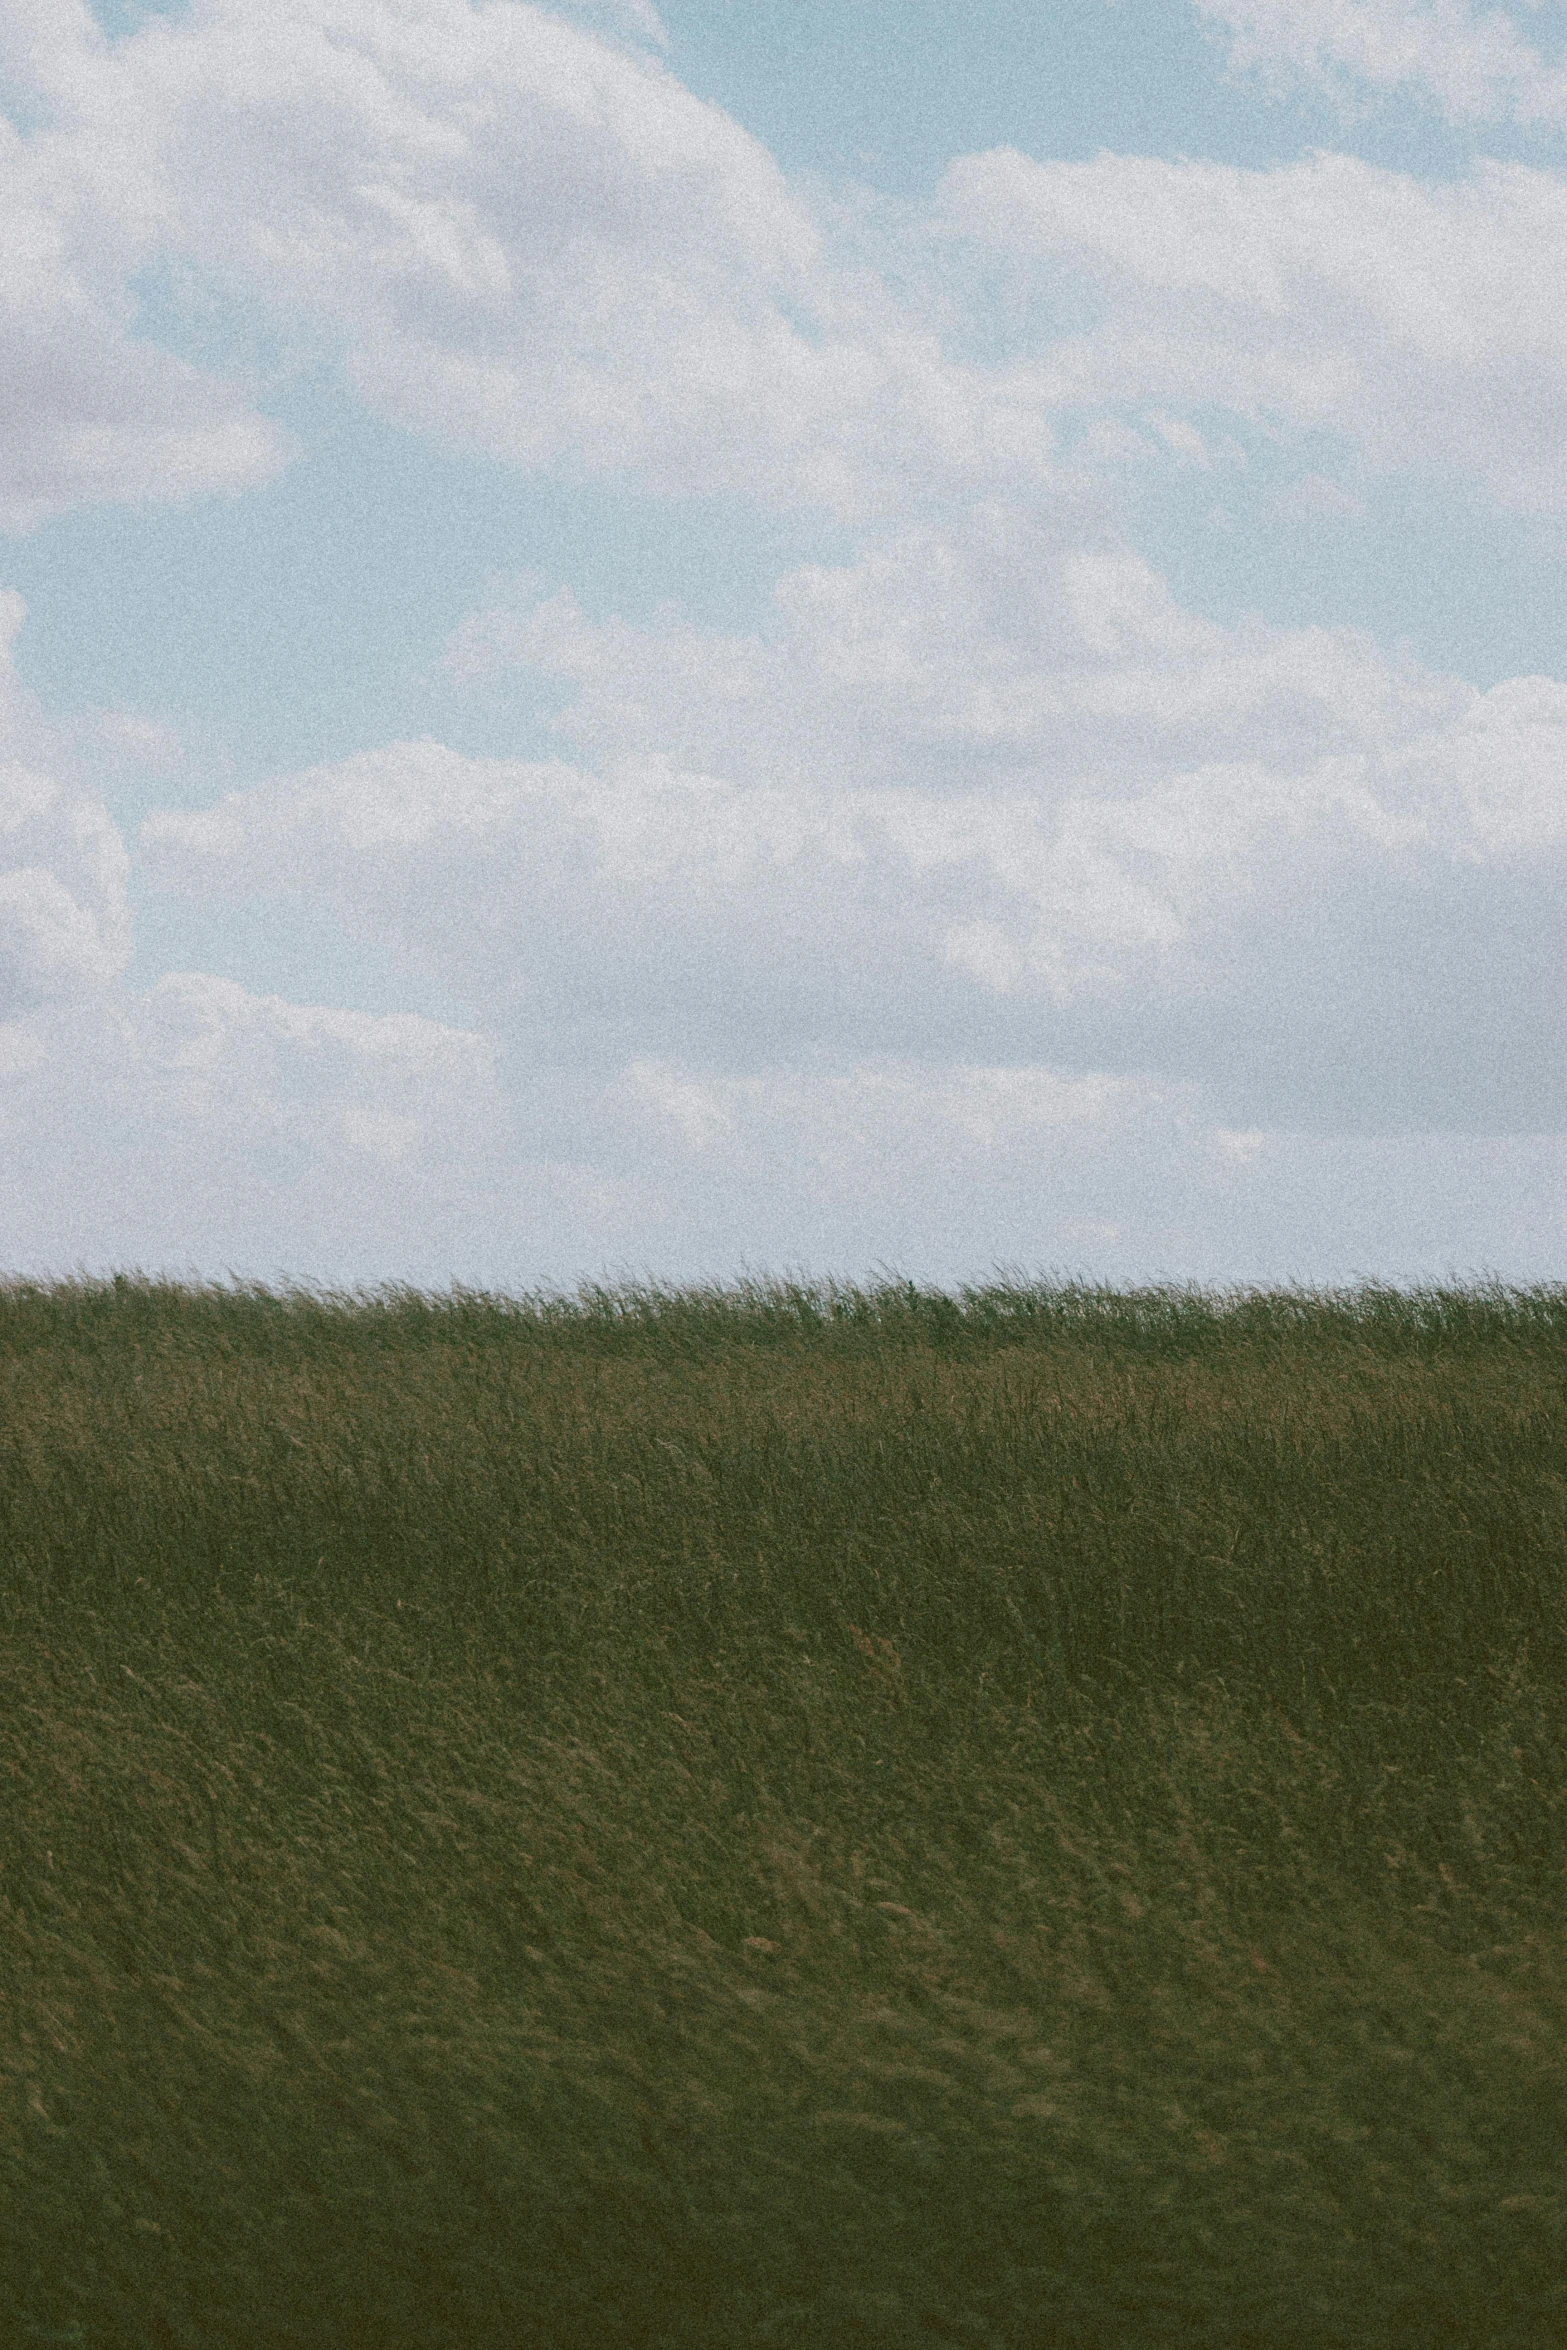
[{"x1": 4, "y1": 1272, "x2": 1567, "y2": 2347}]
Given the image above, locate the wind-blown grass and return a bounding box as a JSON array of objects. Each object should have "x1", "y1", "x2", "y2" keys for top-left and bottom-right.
[{"x1": 4, "y1": 1271, "x2": 1567, "y2": 2347}]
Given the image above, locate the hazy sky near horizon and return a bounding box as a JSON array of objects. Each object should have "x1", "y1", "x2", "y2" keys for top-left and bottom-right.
[{"x1": 6, "y1": 0, "x2": 1567, "y2": 1290}]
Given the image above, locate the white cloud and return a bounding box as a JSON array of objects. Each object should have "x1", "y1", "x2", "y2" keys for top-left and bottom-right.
[
  {"x1": 139, "y1": 504, "x2": 1567, "y2": 1137},
  {"x1": 10, "y1": 961, "x2": 1567, "y2": 1281},
  {"x1": 617, "y1": 1055, "x2": 1163, "y2": 1182},
  {"x1": 0, "y1": 579, "x2": 524, "y2": 1282},
  {"x1": 0, "y1": 591, "x2": 130, "y2": 1014},
  {"x1": 8, "y1": 0, "x2": 1567, "y2": 532},
  {"x1": 1196, "y1": 0, "x2": 1567, "y2": 126},
  {"x1": 7, "y1": 529, "x2": 1567, "y2": 1282},
  {"x1": 940, "y1": 144, "x2": 1567, "y2": 513},
  {"x1": 1380, "y1": 668, "x2": 1567, "y2": 853},
  {"x1": 0, "y1": 973, "x2": 526, "y2": 1281},
  {"x1": 7, "y1": 0, "x2": 1567, "y2": 1283},
  {"x1": 0, "y1": 862, "x2": 123, "y2": 1008},
  {"x1": 142, "y1": 733, "x2": 1324, "y2": 1062},
  {"x1": 445, "y1": 511, "x2": 1459, "y2": 788},
  {"x1": 0, "y1": 29, "x2": 287, "y2": 530},
  {"x1": 600, "y1": 1062, "x2": 1567, "y2": 1283},
  {"x1": 0, "y1": 0, "x2": 1057, "y2": 521},
  {"x1": 0, "y1": 0, "x2": 100, "y2": 106}
]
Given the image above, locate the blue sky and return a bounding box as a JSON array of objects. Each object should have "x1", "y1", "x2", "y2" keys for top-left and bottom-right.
[{"x1": 5, "y1": 0, "x2": 1567, "y2": 1288}]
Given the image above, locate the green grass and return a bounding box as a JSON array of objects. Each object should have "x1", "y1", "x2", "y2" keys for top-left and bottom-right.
[{"x1": 4, "y1": 1270, "x2": 1567, "y2": 2347}]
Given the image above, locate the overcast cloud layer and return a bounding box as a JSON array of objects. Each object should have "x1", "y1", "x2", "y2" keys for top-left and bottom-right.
[{"x1": 4, "y1": 0, "x2": 1567, "y2": 1287}]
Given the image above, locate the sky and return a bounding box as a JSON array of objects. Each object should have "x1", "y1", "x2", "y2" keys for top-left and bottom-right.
[{"x1": 6, "y1": 0, "x2": 1567, "y2": 1291}]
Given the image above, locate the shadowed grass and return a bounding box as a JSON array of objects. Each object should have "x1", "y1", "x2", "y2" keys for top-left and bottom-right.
[{"x1": 3, "y1": 1273, "x2": 1567, "y2": 2346}]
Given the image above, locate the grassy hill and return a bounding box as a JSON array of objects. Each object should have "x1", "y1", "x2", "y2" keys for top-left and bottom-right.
[{"x1": 4, "y1": 1273, "x2": 1566, "y2": 2347}]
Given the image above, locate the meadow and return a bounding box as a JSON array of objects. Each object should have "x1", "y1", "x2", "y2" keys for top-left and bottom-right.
[{"x1": 3, "y1": 1271, "x2": 1567, "y2": 2348}]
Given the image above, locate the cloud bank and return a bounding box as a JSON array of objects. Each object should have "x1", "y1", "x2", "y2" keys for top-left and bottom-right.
[
  {"x1": 4, "y1": 0, "x2": 1567, "y2": 1282},
  {"x1": 142, "y1": 520, "x2": 1567, "y2": 1142}
]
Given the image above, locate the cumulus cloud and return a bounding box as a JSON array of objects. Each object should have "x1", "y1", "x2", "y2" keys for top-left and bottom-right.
[
  {"x1": 0, "y1": 0, "x2": 1057, "y2": 520},
  {"x1": 0, "y1": 974, "x2": 528, "y2": 1282},
  {"x1": 8, "y1": 0, "x2": 1567, "y2": 1282},
  {"x1": 616, "y1": 1055, "x2": 1166, "y2": 1186},
  {"x1": 940, "y1": 144, "x2": 1567, "y2": 514},
  {"x1": 139, "y1": 505, "x2": 1567, "y2": 1138},
  {"x1": 0, "y1": 591, "x2": 130, "y2": 1014},
  {"x1": 8, "y1": 0, "x2": 1567, "y2": 531},
  {"x1": 1197, "y1": 0, "x2": 1567, "y2": 126},
  {"x1": 0, "y1": 19, "x2": 287, "y2": 530},
  {"x1": 11, "y1": 961, "x2": 1567, "y2": 1280},
  {"x1": 446, "y1": 511, "x2": 1458, "y2": 787},
  {"x1": 150, "y1": 724, "x2": 1368, "y2": 1082},
  {"x1": 605, "y1": 1059, "x2": 1567, "y2": 1280},
  {"x1": 8, "y1": 542, "x2": 1565, "y2": 1281},
  {"x1": 0, "y1": 583, "x2": 521, "y2": 1282}
]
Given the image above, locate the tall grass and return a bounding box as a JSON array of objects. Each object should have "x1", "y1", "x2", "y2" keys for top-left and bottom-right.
[{"x1": 4, "y1": 1273, "x2": 1567, "y2": 2347}]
